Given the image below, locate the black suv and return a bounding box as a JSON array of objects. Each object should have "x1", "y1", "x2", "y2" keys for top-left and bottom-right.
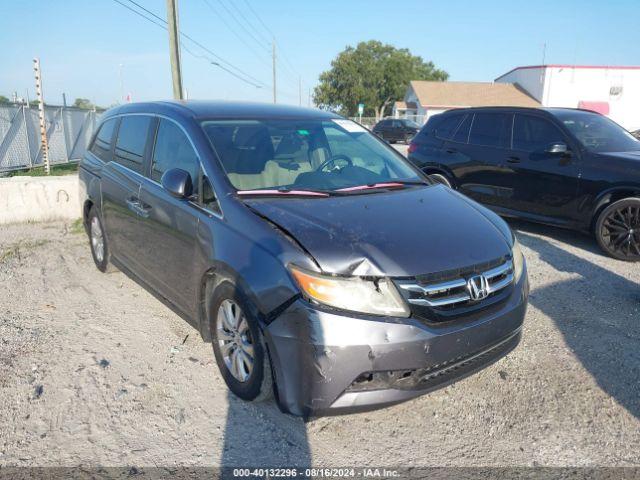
[
  {"x1": 79, "y1": 101, "x2": 528, "y2": 417},
  {"x1": 372, "y1": 118, "x2": 419, "y2": 143},
  {"x1": 408, "y1": 107, "x2": 640, "y2": 261}
]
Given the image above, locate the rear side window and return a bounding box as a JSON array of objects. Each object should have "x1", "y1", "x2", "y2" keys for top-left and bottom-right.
[
  {"x1": 114, "y1": 116, "x2": 152, "y2": 173},
  {"x1": 452, "y1": 114, "x2": 473, "y2": 143},
  {"x1": 152, "y1": 119, "x2": 200, "y2": 194},
  {"x1": 90, "y1": 118, "x2": 117, "y2": 161},
  {"x1": 468, "y1": 112, "x2": 512, "y2": 148},
  {"x1": 513, "y1": 115, "x2": 565, "y2": 151},
  {"x1": 435, "y1": 114, "x2": 464, "y2": 140}
]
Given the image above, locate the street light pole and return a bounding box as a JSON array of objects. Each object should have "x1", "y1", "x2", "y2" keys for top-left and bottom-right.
[
  {"x1": 166, "y1": 0, "x2": 184, "y2": 100},
  {"x1": 118, "y1": 63, "x2": 124, "y2": 103}
]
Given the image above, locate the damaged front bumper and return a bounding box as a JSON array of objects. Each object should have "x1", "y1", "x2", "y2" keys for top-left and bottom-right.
[{"x1": 264, "y1": 266, "x2": 529, "y2": 417}]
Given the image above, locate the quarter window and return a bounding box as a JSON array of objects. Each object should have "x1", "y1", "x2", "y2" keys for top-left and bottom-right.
[
  {"x1": 434, "y1": 114, "x2": 464, "y2": 140},
  {"x1": 152, "y1": 119, "x2": 200, "y2": 194},
  {"x1": 113, "y1": 116, "x2": 151, "y2": 173},
  {"x1": 468, "y1": 113, "x2": 511, "y2": 148},
  {"x1": 200, "y1": 174, "x2": 220, "y2": 213},
  {"x1": 90, "y1": 118, "x2": 117, "y2": 161},
  {"x1": 452, "y1": 114, "x2": 473, "y2": 143},
  {"x1": 513, "y1": 115, "x2": 565, "y2": 151}
]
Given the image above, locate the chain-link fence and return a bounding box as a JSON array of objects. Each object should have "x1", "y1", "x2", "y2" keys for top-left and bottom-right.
[
  {"x1": 0, "y1": 104, "x2": 101, "y2": 173},
  {"x1": 349, "y1": 114, "x2": 429, "y2": 129}
]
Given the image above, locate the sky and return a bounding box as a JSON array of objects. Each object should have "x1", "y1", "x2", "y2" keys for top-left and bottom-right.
[{"x1": 1, "y1": 0, "x2": 639, "y2": 108}]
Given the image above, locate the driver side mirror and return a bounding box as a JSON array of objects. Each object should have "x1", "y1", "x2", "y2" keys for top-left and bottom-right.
[
  {"x1": 161, "y1": 168, "x2": 193, "y2": 198},
  {"x1": 546, "y1": 142, "x2": 570, "y2": 155}
]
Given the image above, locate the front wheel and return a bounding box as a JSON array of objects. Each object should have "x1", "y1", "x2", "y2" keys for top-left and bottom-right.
[
  {"x1": 595, "y1": 198, "x2": 640, "y2": 261},
  {"x1": 210, "y1": 282, "x2": 273, "y2": 401}
]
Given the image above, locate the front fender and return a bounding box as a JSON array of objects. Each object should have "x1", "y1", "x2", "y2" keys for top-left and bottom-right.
[{"x1": 590, "y1": 184, "x2": 640, "y2": 221}]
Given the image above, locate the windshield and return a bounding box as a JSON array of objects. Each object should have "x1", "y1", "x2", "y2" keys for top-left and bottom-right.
[
  {"x1": 403, "y1": 119, "x2": 420, "y2": 128},
  {"x1": 557, "y1": 111, "x2": 640, "y2": 153},
  {"x1": 201, "y1": 118, "x2": 421, "y2": 192}
]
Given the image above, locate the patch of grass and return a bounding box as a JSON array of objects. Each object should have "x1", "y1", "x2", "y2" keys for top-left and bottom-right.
[
  {"x1": 69, "y1": 218, "x2": 85, "y2": 235},
  {"x1": 6, "y1": 162, "x2": 79, "y2": 177},
  {"x1": 0, "y1": 239, "x2": 50, "y2": 263}
]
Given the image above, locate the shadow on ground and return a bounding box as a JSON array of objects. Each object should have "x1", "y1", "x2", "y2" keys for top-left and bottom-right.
[
  {"x1": 220, "y1": 391, "x2": 311, "y2": 469},
  {"x1": 511, "y1": 221, "x2": 640, "y2": 420}
]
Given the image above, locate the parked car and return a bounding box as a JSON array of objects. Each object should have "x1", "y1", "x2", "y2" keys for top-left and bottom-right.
[
  {"x1": 632, "y1": 129, "x2": 640, "y2": 140},
  {"x1": 79, "y1": 101, "x2": 528, "y2": 417},
  {"x1": 372, "y1": 118, "x2": 419, "y2": 143},
  {"x1": 408, "y1": 107, "x2": 640, "y2": 261}
]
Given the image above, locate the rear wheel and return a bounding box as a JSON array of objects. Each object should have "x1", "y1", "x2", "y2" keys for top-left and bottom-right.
[
  {"x1": 88, "y1": 207, "x2": 113, "y2": 272},
  {"x1": 595, "y1": 198, "x2": 640, "y2": 261},
  {"x1": 210, "y1": 282, "x2": 273, "y2": 401},
  {"x1": 428, "y1": 173, "x2": 452, "y2": 188}
]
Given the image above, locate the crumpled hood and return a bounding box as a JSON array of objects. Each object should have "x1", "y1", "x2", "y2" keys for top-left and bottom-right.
[{"x1": 245, "y1": 185, "x2": 512, "y2": 277}]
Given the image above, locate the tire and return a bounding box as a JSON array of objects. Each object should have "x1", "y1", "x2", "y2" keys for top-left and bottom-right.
[
  {"x1": 87, "y1": 207, "x2": 114, "y2": 272},
  {"x1": 209, "y1": 282, "x2": 273, "y2": 402},
  {"x1": 594, "y1": 197, "x2": 640, "y2": 261},
  {"x1": 428, "y1": 173, "x2": 452, "y2": 188}
]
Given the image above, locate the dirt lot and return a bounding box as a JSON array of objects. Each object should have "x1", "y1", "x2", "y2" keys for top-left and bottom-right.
[{"x1": 0, "y1": 219, "x2": 638, "y2": 468}]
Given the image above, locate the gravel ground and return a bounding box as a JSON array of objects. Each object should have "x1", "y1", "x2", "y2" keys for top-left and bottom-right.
[{"x1": 0, "y1": 219, "x2": 638, "y2": 468}]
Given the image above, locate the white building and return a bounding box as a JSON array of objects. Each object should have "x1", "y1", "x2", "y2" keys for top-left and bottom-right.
[{"x1": 495, "y1": 65, "x2": 640, "y2": 131}]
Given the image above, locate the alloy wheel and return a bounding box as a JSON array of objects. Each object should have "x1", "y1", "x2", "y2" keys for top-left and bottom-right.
[
  {"x1": 90, "y1": 216, "x2": 105, "y2": 263},
  {"x1": 216, "y1": 299, "x2": 255, "y2": 382},
  {"x1": 600, "y1": 204, "x2": 640, "y2": 260}
]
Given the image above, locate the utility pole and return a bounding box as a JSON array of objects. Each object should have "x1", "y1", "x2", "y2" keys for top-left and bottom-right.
[
  {"x1": 272, "y1": 39, "x2": 276, "y2": 104},
  {"x1": 166, "y1": 0, "x2": 184, "y2": 100},
  {"x1": 33, "y1": 58, "x2": 50, "y2": 175}
]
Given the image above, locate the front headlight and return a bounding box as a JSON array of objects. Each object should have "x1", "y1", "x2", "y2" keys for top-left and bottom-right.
[
  {"x1": 512, "y1": 236, "x2": 525, "y2": 282},
  {"x1": 289, "y1": 265, "x2": 410, "y2": 317}
]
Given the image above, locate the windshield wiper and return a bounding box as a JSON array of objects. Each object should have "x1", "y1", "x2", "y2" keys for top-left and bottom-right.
[
  {"x1": 335, "y1": 180, "x2": 427, "y2": 193},
  {"x1": 237, "y1": 187, "x2": 331, "y2": 198}
]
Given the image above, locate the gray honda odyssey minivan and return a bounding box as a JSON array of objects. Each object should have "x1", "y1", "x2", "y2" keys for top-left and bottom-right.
[{"x1": 79, "y1": 100, "x2": 529, "y2": 417}]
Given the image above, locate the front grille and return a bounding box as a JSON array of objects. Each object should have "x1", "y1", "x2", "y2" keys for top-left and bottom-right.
[
  {"x1": 398, "y1": 259, "x2": 513, "y2": 308},
  {"x1": 394, "y1": 256, "x2": 514, "y2": 322},
  {"x1": 347, "y1": 329, "x2": 521, "y2": 392}
]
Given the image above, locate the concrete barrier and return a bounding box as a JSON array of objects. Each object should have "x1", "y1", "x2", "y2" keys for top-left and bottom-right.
[{"x1": 0, "y1": 174, "x2": 80, "y2": 225}]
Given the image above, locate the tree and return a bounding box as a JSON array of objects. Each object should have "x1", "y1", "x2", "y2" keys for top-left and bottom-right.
[
  {"x1": 0, "y1": 95, "x2": 10, "y2": 104},
  {"x1": 73, "y1": 98, "x2": 94, "y2": 109},
  {"x1": 314, "y1": 40, "x2": 448, "y2": 119}
]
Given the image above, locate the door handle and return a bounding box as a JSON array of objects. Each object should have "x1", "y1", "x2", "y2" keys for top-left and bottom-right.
[
  {"x1": 446, "y1": 148, "x2": 457, "y2": 154},
  {"x1": 126, "y1": 198, "x2": 141, "y2": 212},
  {"x1": 507, "y1": 156, "x2": 521, "y2": 164},
  {"x1": 126, "y1": 198, "x2": 151, "y2": 218},
  {"x1": 137, "y1": 201, "x2": 152, "y2": 219}
]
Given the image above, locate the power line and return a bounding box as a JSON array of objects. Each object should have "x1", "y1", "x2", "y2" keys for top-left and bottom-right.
[
  {"x1": 116, "y1": 0, "x2": 267, "y2": 88},
  {"x1": 214, "y1": 0, "x2": 269, "y2": 53},
  {"x1": 239, "y1": 0, "x2": 302, "y2": 82},
  {"x1": 226, "y1": 0, "x2": 271, "y2": 46},
  {"x1": 200, "y1": 0, "x2": 271, "y2": 68}
]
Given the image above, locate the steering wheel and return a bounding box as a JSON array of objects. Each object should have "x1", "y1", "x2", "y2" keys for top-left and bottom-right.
[{"x1": 316, "y1": 154, "x2": 353, "y2": 172}]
